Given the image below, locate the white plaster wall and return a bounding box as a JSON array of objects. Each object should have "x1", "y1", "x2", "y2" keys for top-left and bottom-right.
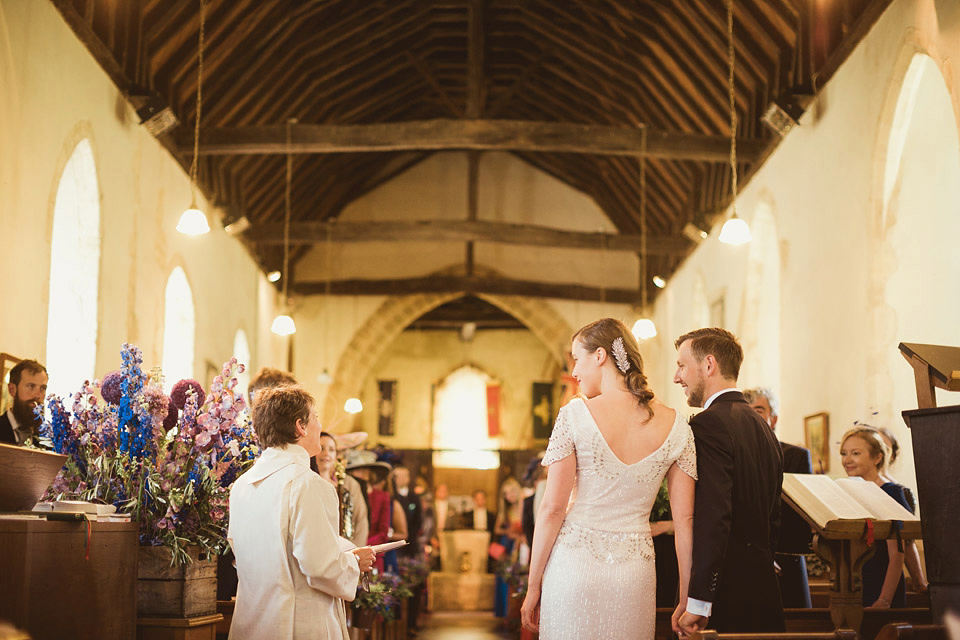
[
  {"x1": 646, "y1": 0, "x2": 960, "y2": 493},
  {"x1": 0, "y1": 1, "x2": 281, "y2": 385}
]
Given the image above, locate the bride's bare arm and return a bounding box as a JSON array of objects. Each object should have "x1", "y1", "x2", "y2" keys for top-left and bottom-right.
[
  {"x1": 521, "y1": 452, "x2": 576, "y2": 631},
  {"x1": 667, "y1": 461, "x2": 695, "y2": 624}
]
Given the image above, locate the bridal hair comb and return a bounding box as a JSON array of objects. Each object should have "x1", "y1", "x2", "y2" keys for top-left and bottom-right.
[{"x1": 611, "y1": 337, "x2": 630, "y2": 373}]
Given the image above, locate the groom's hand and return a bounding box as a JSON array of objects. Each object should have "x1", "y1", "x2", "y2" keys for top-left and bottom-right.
[
  {"x1": 678, "y1": 611, "x2": 708, "y2": 638},
  {"x1": 670, "y1": 603, "x2": 685, "y2": 634}
]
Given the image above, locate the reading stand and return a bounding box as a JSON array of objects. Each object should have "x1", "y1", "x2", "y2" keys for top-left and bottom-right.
[
  {"x1": 900, "y1": 342, "x2": 960, "y2": 623},
  {"x1": 782, "y1": 477, "x2": 922, "y2": 633}
]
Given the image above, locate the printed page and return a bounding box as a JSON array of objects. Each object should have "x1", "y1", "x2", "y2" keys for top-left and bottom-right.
[
  {"x1": 782, "y1": 473, "x2": 874, "y2": 528},
  {"x1": 835, "y1": 477, "x2": 920, "y2": 521}
]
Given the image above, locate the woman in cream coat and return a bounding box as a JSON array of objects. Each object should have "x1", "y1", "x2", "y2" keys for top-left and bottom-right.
[{"x1": 228, "y1": 386, "x2": 375, "y2": 639}]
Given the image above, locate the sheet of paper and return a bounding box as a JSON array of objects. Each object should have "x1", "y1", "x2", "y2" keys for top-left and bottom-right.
[{"x1": 369, "y1": 540, "x2": 408, "y2": 553}]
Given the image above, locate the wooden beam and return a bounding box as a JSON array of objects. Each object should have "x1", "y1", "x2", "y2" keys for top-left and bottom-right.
[
  {"x1": 177, "y1": 119, "x2": 765, "y2": 162},
  {"x1": 248, "y1": 220, "x2": 691, "y2": 255},
  {"x1": 51, "y1": 0, "x2": 133, "y2": 93},
  {"x1": 467, "y1": 0, "x2": 485, "y2": 118},
  {"x1": 292, "y1": 275, "x2": 641, "y2": 304}
]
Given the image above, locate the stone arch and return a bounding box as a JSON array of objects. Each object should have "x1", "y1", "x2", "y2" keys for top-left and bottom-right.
[{"x1": 320, "y1": 291, "x2": 573, "y2": 426}]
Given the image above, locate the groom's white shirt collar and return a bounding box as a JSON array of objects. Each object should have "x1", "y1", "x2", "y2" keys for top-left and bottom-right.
[{"x1": 702, "y1": 387, "x2": 740, "y2": 410}]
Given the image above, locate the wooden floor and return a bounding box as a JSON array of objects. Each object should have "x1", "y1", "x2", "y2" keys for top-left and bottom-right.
[{"x1": 418, "y1": 612, "x2": 518, "y2": 639}]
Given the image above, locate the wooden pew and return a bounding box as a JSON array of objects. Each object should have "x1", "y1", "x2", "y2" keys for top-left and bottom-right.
[
  {"x1": 874, "y1": 623, "x2": 946, "y2": 640},
  {"x1": 690, "y1": 631, "x2": 858, "y2": 640}
]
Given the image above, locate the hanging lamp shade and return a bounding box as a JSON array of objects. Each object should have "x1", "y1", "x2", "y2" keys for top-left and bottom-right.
[
  {"x1": 317, "y1": 368, "x2": 333, "y2": 384},
  {"x1": 718, "y1": 215, "x2": 752, "y2": 245},
  {"x1": 632, "y1": 317, "x2": 658, "y2": 341},
  {"x1": 344, "y1": 398, "x2": 363, "y2": 414},
  {"x1": 176, "y1": 206, "x2": 210, "y2": 235},
  {"x1": 271, "y1": 313, "x2": 296, "y2": 336}
]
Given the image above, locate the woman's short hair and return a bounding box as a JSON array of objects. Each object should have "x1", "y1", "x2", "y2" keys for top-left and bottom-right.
[
  {"x1": 252, "y1": 385, "x2": 314, "y2": 448},
  {"x1": 840, "y1": 426, "x2": 889, "y2": 471}
]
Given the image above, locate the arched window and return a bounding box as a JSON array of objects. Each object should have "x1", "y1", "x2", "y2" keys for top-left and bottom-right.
[
  {"x1": 878, "y1": 53, "x2": 960, "y2": 481},
  {"x1": 46, "y1": 139, "x2": 100, "y2": 398},
  {"x1": 232, "y1": 329, "x2": 251, "y2": 396},
  {"x1": 432, "y1": 365, "x2": 500, "y2": 469},
  {"x1": 741, "y1": 203, "x2": 781, "y2": 391},
  {"x1": 162, "y1": 267, "x2": 196, "y2": 392}
]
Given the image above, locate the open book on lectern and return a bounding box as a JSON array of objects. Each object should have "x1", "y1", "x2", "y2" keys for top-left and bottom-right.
[{"x1": 782, "y1": 473, "x2": 919, "y2": 531}]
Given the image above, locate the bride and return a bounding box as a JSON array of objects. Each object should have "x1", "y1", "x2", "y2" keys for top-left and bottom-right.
[{"x1": 521, "y1": 318, "x2": 697, "y2": 639}]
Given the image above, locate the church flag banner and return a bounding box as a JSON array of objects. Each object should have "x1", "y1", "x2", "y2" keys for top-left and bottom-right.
[
  {"x1": 532, "y1": 382, "x2": 553, "y2": 439},
  {"x1": 486, "y1": 383, "x2": 500, "y2": 437},
  {"x1": 378, "y1": 380, "x2": 396, "y2": 436}
]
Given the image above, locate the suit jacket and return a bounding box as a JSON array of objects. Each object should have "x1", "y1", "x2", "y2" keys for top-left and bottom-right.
[
  {"x1": 464, "y1": 509, "x2": 495, "y2": 535},
  {"x1": 779, "y1": 442, "x2": 814, "y2": 554},
  {"x1": 689, "y1": 391, "x2": 785, "y2": 632},
  {"x1": 0, "y1": 412, "x2": 15, "y2": 445}
]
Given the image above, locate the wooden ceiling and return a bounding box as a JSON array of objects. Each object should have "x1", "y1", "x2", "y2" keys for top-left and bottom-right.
[{"x1": 52, "y1": 0, "x2": 891, "y2": 306}]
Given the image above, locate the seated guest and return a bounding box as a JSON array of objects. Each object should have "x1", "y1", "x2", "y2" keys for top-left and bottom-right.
[
  {"x1": 463, "y1": 489, "x2": 495, "y2": 534},
  {"x1": 1, "y1": 360, "x2": 47, "y2": 446},
  {"x1": 840, "y1": 427, "x2": 910, "y2": 608},
  {"x1": 228, "y1": 386, "x2": 375, "y2": 639}
]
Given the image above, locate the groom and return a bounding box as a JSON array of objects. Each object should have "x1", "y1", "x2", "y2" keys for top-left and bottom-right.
[{"x1": 673, "y1": 328, "x2": 784, "y2": 635}]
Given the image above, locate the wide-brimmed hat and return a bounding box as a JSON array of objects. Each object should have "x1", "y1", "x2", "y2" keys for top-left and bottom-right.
[
  {"x1": 333, "y1": 431, "x2": 368, "y2": 451},
  {"x1": 345, "y1": 449, "x2": 392, "y2": 474}
]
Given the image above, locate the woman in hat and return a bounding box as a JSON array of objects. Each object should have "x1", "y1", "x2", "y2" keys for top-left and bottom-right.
[{"x1": 347, "y1": 450, "x2": 393, "y2": 573}]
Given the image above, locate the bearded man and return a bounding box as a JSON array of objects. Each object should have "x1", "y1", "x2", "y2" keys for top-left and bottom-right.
[{"x1": 1, "y1": 360, "x2": 48, "y2": 446}]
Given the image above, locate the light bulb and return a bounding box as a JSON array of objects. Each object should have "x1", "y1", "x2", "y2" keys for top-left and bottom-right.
[
  {"x1": 719, "y1": 216, "x2": 752, "y2": 245},
  {"x1": 271, "y1": 314, "x2": 296, "y2": 336},
  {"x1": 632, "y1": 318, "x2": 658, "y2": 341},
  {"x1": 652, "y1": 275, "x2": 666, "y2": 289},
  {"x1": 176, "y1": 207, "x2": 210, "y2": 235},
  {"x1": 317, "y1": 369, "x2": 333, "y2": 384},
  {"x1": 267, "y1": 270, "x2": 282, "y2": 283},
  {"x1": 344, "y1": 398, "x2": 363, "y2": 414}
]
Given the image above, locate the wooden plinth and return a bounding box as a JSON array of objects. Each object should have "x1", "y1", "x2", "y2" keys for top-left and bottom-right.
[
  {"x1": 137, "y1": 614, "x2": 222, "y2": 640},
  {"x1": 0, "y1": 517, "x2": 138, "y2": 640},
  {"x1": 427, "y1": 572, "x2": 496, "y2": 611}
]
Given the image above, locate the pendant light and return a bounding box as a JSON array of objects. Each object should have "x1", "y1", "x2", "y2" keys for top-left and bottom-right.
[
  {"x1": 633, "y1": 126, "x2": 657, "y2": 342},
  {"x1": 718, "y1": 0, "x2": 752, "y2": 247},
  {"x1": 271, "y1": 119, "x2": 297, "y2": 336},
  {"x1": 177, "y1": 0, "x2": 210, "y2": 236}
]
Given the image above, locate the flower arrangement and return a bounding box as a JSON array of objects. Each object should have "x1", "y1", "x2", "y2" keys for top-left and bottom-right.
[
  {"x1": 650, "y1": 477, "x2": 671, "y2": 522},
  {"x1": 41, "y1": 343, "x2": 260, "y2": 565},
  {"x1": 354, "y1": 572, "x2": 413, "y2": 621},
  {"x1": 397, "y1": 555, "x2": 430, "y2": 590},
  {"x1": 495, "y1": 559, "x2": 529, "y2": 596}
]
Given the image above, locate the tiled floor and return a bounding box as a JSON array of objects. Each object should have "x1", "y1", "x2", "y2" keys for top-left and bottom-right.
[{"x1": 417, "y1": 612, "x2": 518, "y2": 639}]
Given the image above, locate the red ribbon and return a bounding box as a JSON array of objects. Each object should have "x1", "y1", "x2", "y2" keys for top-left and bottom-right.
[
  {"x1": 866, "y1": 519, "x2": 875, "y2": 547},
  {"x1": 85, "y1": 516, "x2": 92, "y2": 561}
]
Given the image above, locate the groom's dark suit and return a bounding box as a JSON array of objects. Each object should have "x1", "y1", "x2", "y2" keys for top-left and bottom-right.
[{"x1": 689, "y1": 390, "x2": 785, "y2": 632}]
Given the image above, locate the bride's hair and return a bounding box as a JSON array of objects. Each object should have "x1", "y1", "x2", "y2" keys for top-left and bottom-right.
[{"x1": 573, "y1": 318, "x2": 655, "y2": 412}]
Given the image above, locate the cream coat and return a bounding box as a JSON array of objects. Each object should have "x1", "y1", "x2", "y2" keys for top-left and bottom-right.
[{"x1": 228, "y1": 444, "x2": 360, "y2": 639}]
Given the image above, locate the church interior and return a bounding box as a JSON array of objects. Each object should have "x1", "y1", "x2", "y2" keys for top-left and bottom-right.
[{"x1": 2, "y1": 0, "x2": 960, "y2": 638}]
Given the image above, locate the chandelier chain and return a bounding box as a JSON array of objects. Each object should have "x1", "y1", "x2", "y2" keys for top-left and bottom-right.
[
  {"x1": 640, "y1": 125, "x2": 648, "y2": 311},
  {"x1": 727, "y1": 0, "x2": 738, "y2": 211},
  {"x1": 189, "y1": 0, "x2": 205, "y2": 197},
  {"x1": 283, "y1": 118, "x2": 293, "y2": 302}
]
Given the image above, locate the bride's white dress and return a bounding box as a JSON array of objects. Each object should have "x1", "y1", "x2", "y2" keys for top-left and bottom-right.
[{"x1": 539, "y1": 397, "x2": 697, "y2": 640}]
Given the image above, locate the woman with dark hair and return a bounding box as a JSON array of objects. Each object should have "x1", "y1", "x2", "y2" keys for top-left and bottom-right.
[
  {"x1": 840, "y1": 426, "x2": 911, "y2": 608},
  {"x1": 521, "y1": 318, "x2": 697, "y2": 639}
]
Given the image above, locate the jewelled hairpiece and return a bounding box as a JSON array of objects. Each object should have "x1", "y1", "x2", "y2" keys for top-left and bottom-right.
[{"x1": 611, "y1": 337, "x2": 630, "y2": 373}]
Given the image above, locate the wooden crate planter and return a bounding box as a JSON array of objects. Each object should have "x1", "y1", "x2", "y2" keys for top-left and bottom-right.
[{"x1": 138, "y1": 546, "x2": 218, "y2": 618}]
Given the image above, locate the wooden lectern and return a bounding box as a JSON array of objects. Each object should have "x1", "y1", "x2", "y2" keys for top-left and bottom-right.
[
  {"x1": 781, "y1": 475, "x2": 922, "y2": 633},
  {"x1": 900, "y1": 342, "x2": 960, "y2": 623}
]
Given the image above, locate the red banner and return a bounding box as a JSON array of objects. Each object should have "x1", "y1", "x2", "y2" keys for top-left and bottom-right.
[{"x1": 486, "y1": 384, "x2": 500, "y2": 437}]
